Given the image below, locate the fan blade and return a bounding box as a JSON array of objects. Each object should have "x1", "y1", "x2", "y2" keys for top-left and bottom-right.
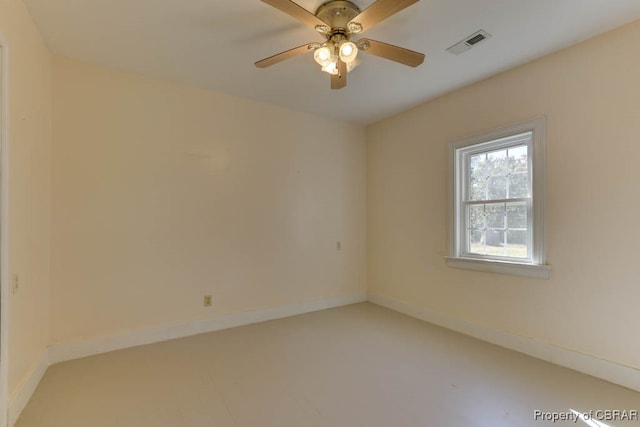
[
  {"x1": 331, "y1": 60, "x2": 347, "y2": 89},
  {"x1": 349, "y1": 0, "x2": 419, "y2": 32},
  {"x1": 261, "y1": 0, "x2": 328, "y2": 29},
  {"x1": 359, "y1": 39, "x2": 425, "y2": 67},
  {"x1": 255, "y1": 43, "x2": 314, "y2": 68}
]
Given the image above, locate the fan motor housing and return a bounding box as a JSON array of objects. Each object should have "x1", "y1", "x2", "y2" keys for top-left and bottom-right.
[{"x1": 315, "y1": 0, "x2": 361, "y2": 32}]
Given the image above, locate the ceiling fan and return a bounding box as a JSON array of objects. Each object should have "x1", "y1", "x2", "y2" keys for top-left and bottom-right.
[{"x1": 255, "y1": 0, "x2": 425, "y2": 89}]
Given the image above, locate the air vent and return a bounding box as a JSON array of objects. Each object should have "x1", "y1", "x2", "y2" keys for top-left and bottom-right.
[{"x1": 447, "y1": 30, "x2": 492, "y2": 55}]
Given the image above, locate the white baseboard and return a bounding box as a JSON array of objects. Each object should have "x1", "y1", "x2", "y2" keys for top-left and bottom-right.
[
  {"x1": 49, "y1": 292, "x2": 367, "y2": 365},
  {"x1": 368, "y1": 292, "x2": 640, "y2": 392},
  {"x1": 8, "y1": 351, "x2": 49, "y2": 427}
]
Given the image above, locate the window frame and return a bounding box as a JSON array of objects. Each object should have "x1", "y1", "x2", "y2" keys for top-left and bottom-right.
[
  {"x1": 459, "y1": 134, "x2": 533, "y2": 263},
  {"x1": 447, "y1": 117, "x2": 550, "y2": 279}
]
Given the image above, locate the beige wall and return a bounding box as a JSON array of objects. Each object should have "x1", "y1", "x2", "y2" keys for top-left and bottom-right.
[
  {"x1": 7, "y1": 2, "x2": 639, "y2": 415},
  {"x1": 51, "y1": 57, "x2": 366, "y2": 344},
  {"x1": 367, "y1": 20, "x2": 640, "y2": 370},
  {"x1": 0, "y1": 0, "x2": 53, "y2": 407}
]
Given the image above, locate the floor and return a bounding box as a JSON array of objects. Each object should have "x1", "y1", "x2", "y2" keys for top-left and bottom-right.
[{"x1": 16, "y1": 303, "x2": 640, "y2": 427}]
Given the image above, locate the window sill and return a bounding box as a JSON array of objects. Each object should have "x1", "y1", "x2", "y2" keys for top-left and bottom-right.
[{"x1": 445, "y1": 256, "x2": 551, "y2": 279}]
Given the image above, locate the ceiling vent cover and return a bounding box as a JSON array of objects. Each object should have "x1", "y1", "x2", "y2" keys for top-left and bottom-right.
[{"x1": 447, "y1": 30, "x2": 492, "y2": 55}]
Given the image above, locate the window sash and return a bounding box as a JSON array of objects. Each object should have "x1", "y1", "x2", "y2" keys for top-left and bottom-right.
[{"x1": 461, "y1": 198, "x2": 533, "y2": 263}]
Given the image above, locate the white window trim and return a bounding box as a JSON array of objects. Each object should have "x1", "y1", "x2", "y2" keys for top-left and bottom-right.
[{"x1": 446, "y1": 117, "x2": 550, "y2": 279}]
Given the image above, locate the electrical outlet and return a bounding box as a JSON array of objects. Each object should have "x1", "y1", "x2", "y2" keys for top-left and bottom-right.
[
  {"x1": 204, "y1": 295, "x2": 213, "y2": 307},
  {"x1": 12, "y1": 275, "x2": 19, "y2": 295}
]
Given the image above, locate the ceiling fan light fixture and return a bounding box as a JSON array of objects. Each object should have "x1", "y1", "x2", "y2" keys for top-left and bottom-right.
[
  {"x1": 321, "y1": 61, "x2": 339, "y2": 75},
  {"x1": 339, "y1": 41, "x2": 358, "y2": 64},
  {"x1": 255, "y1": 0, "x2": 426, "y2": 89},
  {"x1": 314, "y1": 45, "x2": 334, "y2": 67}
]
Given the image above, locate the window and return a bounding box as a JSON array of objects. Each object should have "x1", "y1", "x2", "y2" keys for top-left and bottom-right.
[{"x1": 447, "y1": 118, "x2": 550, "y2": 279}]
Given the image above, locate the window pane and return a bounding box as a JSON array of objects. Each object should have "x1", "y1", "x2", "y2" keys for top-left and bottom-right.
[
  {"x1": 508, "y1": 173, "x2": 529, "y2": 198},
  {"x1": 468, "y1": 205, "x2": 485, "y2": 229},
  {"x1": 487, "y1": 149, "x2": 508, "y2": 175},
  {"x1": 488, "y1": 175, "x2": 507, "y2": 199},
  {"x1": 469, "y1": 229, "x2": 484, "y2": 254},
  {"x1": 470, "y1": 177, "x2": 487, "y2": 201},
  {"x1": 469, "y1": 154, "x2": 487, "y2": 201},
  {"x1": 506, "y1": 203, "x2": 527, "y2": 229},
  {"x1": 484, "y1": 229, "x2": 505, "y2": 256},
  {"x1": 507, "y1": 145, "x2": 529, "y2": 198},
  {"x1": 506, "y1": 230, "x2": 528, "y2": 258},
  {"x1": 508, "y1": 145, "x2": 528, "y2": 173},
  {"x1": 470, "y1": 153, "x2": 484, "y2": 173},
  {"x1": 486, "y1": 203, "x2": 505, "y2": 228}
]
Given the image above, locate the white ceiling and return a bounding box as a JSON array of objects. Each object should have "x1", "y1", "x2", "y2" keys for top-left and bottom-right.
[{"x1": 24, "y1": 0, "x2": 640, "y2": 124}]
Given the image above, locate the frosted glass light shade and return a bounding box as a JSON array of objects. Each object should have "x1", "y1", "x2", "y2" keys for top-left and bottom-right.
[
  {"x1": 339, "y1": 42, "x2": 358, "y2": 64},
  {"x1": 322, "y1": 61, "x2": 339, "y2": 75},
  {"x1": 314, "y1": 46, "x2": 333, "y2": 67}
]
